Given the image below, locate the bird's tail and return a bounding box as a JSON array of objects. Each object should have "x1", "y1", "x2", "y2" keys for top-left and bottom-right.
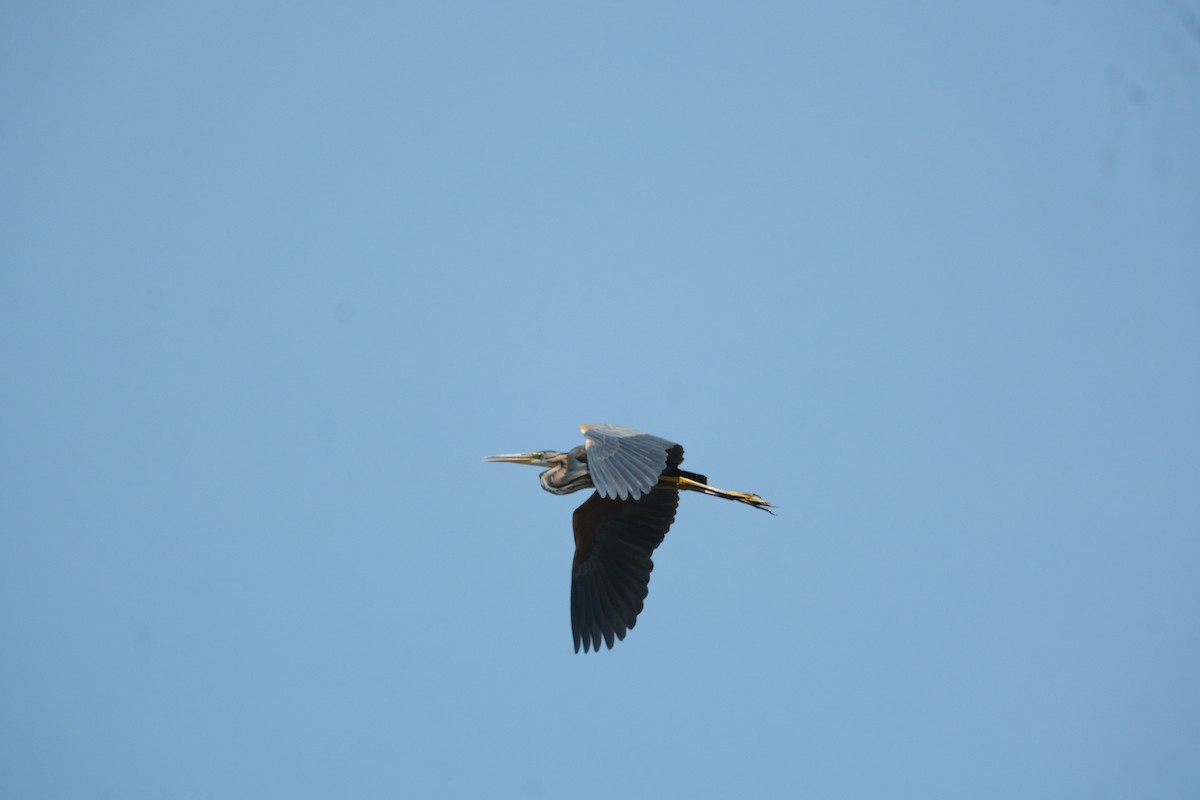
[{"x1": 658, "y1": 471, "x2": 775, "y2": 513}]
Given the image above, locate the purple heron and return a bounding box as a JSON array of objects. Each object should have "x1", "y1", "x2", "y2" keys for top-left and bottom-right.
[{"x1": 485, "y1": 424, "x2": 773, "y2": 653}]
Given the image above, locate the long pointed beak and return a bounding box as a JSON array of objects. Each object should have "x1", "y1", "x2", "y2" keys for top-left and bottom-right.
[{"x1": 483, "y1": 453, "x2": 543, "y2": 465}]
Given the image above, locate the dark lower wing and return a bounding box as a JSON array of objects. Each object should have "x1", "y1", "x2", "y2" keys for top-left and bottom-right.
[{"x1": 570, "y1": 488, "x2": 680, "y2": 653}]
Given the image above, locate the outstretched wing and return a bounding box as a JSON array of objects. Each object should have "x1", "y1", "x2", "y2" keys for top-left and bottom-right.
[
  {"x1": 581, "y1": 423, "x2": 683, "y2": 501},
  {"x1": 570, "y1": 488, "x2": 680, "y2": 653}
]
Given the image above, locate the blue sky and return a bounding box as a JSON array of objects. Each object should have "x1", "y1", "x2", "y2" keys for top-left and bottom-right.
[{"x1": 3, "y1": 2, "x2": 1199, "y2": 798}]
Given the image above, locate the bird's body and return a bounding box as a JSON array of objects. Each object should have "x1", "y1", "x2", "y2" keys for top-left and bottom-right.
[{"x1": 485, "y1": 424, "x2": 772, "y2": 653}]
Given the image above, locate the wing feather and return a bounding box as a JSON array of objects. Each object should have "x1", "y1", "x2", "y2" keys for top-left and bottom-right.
[
  {"x1": 581, "y1": 424, "x2": 682, "y2": 501},
  {"x1": 569, "y1": 488, "x2": 680, "y2": 653}
]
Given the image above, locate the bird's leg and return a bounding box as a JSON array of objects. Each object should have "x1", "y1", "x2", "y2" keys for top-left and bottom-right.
[{"x1": 657, "y1": 475, "x2": 775, "y2": 513}]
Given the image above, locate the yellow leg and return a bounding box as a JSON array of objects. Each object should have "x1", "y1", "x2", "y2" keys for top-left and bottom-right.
[{"x1": 657, "y1": 475, "x2": 775, "y2": 513}]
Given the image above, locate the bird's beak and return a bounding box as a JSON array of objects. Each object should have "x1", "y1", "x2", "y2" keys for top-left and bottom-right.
[{"x1": 483, "y1": 452, "x2": 551, "y2": 466}]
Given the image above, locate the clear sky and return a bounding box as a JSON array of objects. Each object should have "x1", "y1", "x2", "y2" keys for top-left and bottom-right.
[{"x1": 3, "y1": 2, "x2": 1199, "y2": 798}]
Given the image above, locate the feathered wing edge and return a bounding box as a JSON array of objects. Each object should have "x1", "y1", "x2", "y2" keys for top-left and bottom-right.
[{"x1": 570, "y1": 488, "x2": 680, "y2": 653}]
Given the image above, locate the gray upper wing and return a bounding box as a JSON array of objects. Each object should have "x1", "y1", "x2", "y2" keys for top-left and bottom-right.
[{"x1": 581, "y1": 424, "x2": 683, "y2": 501}]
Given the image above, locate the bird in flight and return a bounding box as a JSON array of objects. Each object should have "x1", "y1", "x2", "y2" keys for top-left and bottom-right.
[{"x1": 485, "y1": 424, "x2": 773, "y2": 653}]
